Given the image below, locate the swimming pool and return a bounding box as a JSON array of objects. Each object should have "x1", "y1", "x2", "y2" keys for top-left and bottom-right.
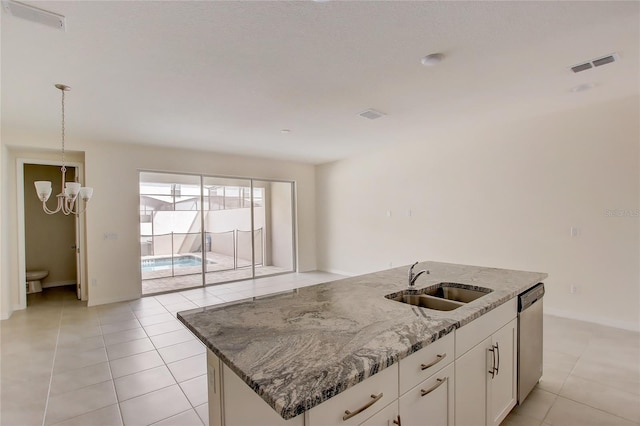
[{"x1": 141, "y1": 255, "x2": 208, "y2": 272}]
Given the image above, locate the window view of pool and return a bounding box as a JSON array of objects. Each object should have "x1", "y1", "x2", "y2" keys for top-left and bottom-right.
[{"x1": 142, "y1": 256, "x2": 210, "y2": 272}]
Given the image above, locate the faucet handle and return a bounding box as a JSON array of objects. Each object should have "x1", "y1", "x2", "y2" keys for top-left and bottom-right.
[{"x1": 409, "y1": 261, "x2": 419, "y2": 275}]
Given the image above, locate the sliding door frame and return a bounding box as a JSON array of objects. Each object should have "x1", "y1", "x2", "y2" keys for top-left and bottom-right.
[{"x1": 138, "y1": 169, "x2": 297, "y2": 295}]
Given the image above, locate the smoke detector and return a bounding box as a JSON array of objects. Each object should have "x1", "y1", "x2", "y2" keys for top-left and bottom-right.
[
  {"x1": 421, "y1": 53, "x2": 445, "y2": 67},
  {"x1": 570, "y1": 53, "x2": 619, "y2": 73},
  {"x1": 2, "y1": 0, "x2": 66, "y2": 31}
]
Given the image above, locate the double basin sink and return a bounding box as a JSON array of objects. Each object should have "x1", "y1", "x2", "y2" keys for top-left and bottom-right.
[{"x1": 386, "y1": 283, "x2": 493, "y2": 311}]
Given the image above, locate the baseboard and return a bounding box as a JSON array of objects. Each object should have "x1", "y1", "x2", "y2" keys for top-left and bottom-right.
[
  {"x1": 88, "y1": 292, "x2": 141, "y2": 307},
  {"x1": 545, "y1": 307, "x2": 640, "y2": 333},
  {"x1": 42, "y1": 280, "x2": 76, "y2": 288},
  {"x1": 317, "y1": 268, "x2": 354, "y2": 277}
]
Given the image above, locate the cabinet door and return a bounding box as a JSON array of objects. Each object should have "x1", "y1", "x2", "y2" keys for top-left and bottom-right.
[
  {"x1": 207, "y1": 350, "x2": 223, "y2": 426},
  {"x1": 358, "y1": 402, "x2": 399, "y2": 426},
  {"x1": 400, "y1": 363, "x2": 454, "y2": 426},
  {"x1": 454, "y1": 337, "x2": 491, "y2": 426},
  {"x1": 487, "y1": 319, "x2": 517, "y2": 426}
]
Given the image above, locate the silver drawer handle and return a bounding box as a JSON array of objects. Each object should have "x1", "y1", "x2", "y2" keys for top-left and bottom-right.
[
  {"x1": 420, "y1": 353, "x2": 446, "y2": 371},
  {"x1": 420, "y1": 377, "x2": 448, "y2": 397},
  {"x1": 343, "y1": 393, "x2": 383, "y2": 421}
]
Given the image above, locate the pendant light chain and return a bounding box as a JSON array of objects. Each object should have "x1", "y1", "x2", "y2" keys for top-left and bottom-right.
[{"x1": 61, "y1": 88, "x2": 66, "y2": 174}]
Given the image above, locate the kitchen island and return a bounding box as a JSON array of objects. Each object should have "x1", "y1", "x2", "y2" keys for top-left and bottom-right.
[{"x1": 178, "y1": 261, "x2": 547, "y2": 426}]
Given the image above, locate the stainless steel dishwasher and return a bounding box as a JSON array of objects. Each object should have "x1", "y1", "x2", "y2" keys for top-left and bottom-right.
[{"x1": 517, "y1": 282, "x2": 545, "y2": 404}]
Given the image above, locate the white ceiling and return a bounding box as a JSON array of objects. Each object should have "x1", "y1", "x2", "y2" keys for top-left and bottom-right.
[{"x1": 2, "y1": 1, "x2": 638, "y2": 164}]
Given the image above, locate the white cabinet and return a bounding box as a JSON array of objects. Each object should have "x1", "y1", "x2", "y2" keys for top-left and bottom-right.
[
  {"x1": 399, "y1": 362, "x2": 455, "y2": 426},
  {"x1": 207, "y1": 350, "x2": 223, "y2": 426},
  {"x1": 308, "y1": 365, "x2": 398, "y2": 426},
  {"x1": 454, "y1": 337, "x2": 490, "y2": 426},
  {"x1": 487, "y1": 319, "x2": 517, "y2": 426},
  {"x1": 454, "y1": 300, "x2": 518, "y2": 426}
]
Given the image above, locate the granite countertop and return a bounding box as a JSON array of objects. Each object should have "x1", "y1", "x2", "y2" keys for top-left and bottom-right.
[{"x1": 178, "y1": 261, "x2": 547, "y2": 420}]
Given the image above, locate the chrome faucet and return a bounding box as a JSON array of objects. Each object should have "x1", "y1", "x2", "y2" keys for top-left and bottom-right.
[{"x1": 408, "y1": 261, "x2": 429, "y2": 288}]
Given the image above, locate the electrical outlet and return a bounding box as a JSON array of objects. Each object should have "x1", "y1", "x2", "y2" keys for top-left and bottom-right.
[
  {"x1": 570, "y1": 227, "x2": 579, "y2": 237},
  {"x1": 91, "y1": 278, "x2": 97, "y2": 287},
  {"x1": 386, "y1": 210, "x2": 392, "y2": 218},
  {"x1": 570, "y1": 285, "x2": 577, "y2": 294}
]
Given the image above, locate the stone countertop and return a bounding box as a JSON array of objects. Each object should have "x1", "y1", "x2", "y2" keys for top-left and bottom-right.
[{"x1": 177, "y1": 261, "x2": 547, "y2": 420}]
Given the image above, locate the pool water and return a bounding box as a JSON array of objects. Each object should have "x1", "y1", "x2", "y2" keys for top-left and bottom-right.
[{"x1": 141, "y1": 256, "x2": 205, "y2": 272}]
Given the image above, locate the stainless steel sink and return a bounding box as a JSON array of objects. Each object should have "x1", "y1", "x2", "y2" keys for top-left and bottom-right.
[
  {"x1": 424, "y1": 285, "x2": 491, "y2": 303},
  {"x1": 385, "y1": 283, "x2": 492, "y2": 311},
  {"x1": 389, "y1": 294, "x2": 464, "y2": 311}
]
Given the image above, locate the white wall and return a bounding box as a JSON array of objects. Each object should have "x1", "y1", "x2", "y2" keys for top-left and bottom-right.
[
  {"x1": 316, "y1": 96, "x2": 640, "y2": 331},
  {"x1": 0, "y1": 144, "x2": 9, "y2": 319},
  {"x1": 1, "y1": 135, "x2": 316, "y2": 315}
]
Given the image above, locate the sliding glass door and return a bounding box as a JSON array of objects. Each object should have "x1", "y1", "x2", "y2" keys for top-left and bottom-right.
[
  {"x1": 139, "y1": 173, "x2": 203, "y2": 293},
  {"x1": 140, "y1": 171, "x2": 295, "y2": 294},
  {"x1": 202, "y1": 177, "x2": 253, "y2": 284}
]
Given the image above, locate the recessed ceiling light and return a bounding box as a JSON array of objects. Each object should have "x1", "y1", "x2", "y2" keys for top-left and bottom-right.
[
  {"x1": 570, "y1": 83, "x2": 596, "y2": 93},
  {"x1": 280, "y1": 129, "x2": 291, "y2": 134},
  {"x1": 420, "y1": 53, "x2": 445, "y2": 67}
]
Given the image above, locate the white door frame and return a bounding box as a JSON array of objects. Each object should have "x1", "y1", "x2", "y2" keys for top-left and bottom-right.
[{"x1": 16, "y1": 158, "x2": 88, "y2": 310}]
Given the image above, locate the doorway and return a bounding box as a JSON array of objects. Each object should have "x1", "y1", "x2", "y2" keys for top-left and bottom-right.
[{"x1": 19, "y1": 161, "x2": 85, "y2": 307}]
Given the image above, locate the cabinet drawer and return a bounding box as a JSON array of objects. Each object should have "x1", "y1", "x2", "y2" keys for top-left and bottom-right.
[
  {"x1": 455, "y1": 298, "x2": 517, "y2": 358},
  {"x1": 308, "y1": 365, "x2": 399, "y2": 426},
  {"x1": 399, "y1": 362, "x2": 455, "y2": 426},
  {"x1": 399, "y1": 332, "x2": 454, "y2": 395},
  {"x1": 358, "y1": 401, "x2": 398, "y2": 426}
]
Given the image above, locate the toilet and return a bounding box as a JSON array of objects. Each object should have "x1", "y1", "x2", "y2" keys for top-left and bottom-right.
[{"x1": 26, "y1": 270, "x2": 48, "y2": 294}]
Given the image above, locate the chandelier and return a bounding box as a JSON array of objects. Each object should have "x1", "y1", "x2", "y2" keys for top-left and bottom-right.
[{"x1": 34, "y1": 84, "x2": 93, "y2": 215}]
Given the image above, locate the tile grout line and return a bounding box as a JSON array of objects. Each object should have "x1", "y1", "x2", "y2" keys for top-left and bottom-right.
[
  {"x1": 133, "y1": 303, "x2": 197, "y2": 425},
  {"x1": 41, "y1": 298, "x2": 67, "y2": 426}
]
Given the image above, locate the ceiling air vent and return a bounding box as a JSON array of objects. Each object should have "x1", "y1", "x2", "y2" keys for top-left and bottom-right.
[
  {"x1": 570, "y1": 53, "x2": 619, "y2": 73},
  {"x1": 592, "y1": 55, "x2": 616, "y2": 67},
  {"x1": 359, "y1": 109, "x2": 386, "y2": 120},
  {"x1": 571, "y1": 63, "x2": 592, "y2": 73},
  {"x1": 2, "y1": 0, "x2": 66, "y2": 31}
]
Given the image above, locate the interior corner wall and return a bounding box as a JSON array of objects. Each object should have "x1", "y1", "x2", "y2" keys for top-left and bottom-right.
[
  {"x1": 0, "y1": 144, "x2": 10, "y2": 319},
  {"x1": 316, "y1": 96, "x2": 640, "y2": 331}
]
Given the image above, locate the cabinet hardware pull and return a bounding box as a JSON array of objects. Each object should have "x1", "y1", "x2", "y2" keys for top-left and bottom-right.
[
  {"x1": 488, "y1": 346, "x2": 496, "y2": 378},
  {"x1": 420, "y1": 353, "x2": 446, "y2": 371},
  {"x1": 420, "y1": 377, "x2": 448, "y2": 397},
  {"x1": 342, "y1": 393, "x2": 383, "y2": 421},
  {"x1": 495, "y1": 342, "x2": 500, "y2": 376},
  {"x1": 393, "y1": 415, "x2": 402, "y2": 426}
]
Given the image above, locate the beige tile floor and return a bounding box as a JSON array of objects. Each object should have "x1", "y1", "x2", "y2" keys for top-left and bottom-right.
[{"x1": 2, "y1": 274, "x2": 639, "y2": 426}]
